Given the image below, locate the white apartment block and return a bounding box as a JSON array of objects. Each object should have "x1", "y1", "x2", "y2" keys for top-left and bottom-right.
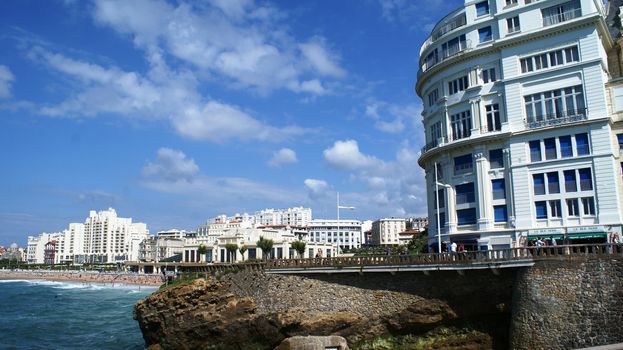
[
  {"x1": 417, "y1": 0, "x2": 623, "y2": 251},
  {"x1": 254, "y1": 207, "x2": 312, "y2": 227},
  {"x1": 27, "y1": 233, "x2": 57, "y2": 264},
  {"x1": 306, "y1": 219, "x2": 363, "y2": 251},
  {"x1": 370, "y1": 218, "x2": 407, "y2": 246}
]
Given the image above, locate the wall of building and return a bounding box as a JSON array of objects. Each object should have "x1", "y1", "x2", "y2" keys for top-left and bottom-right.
[{"x1": 510, "y1": 258, "x2": 623, "y2": 349}]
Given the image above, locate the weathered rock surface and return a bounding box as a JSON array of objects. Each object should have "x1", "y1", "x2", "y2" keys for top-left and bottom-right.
[
  {"x1": 274, "y1": 335, "x2": 348, "y2": 350},
  {"x1": 134, "y1": 272, "x2": 463, "y2": 350}
]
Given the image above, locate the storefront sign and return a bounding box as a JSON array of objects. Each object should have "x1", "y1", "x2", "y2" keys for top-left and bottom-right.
[
  {"x1": 566, "y1": 226, "x2": 605, "y2": 234},
  {"x1": 528, "y1": 228, "x2": 565, "y2": 236}
]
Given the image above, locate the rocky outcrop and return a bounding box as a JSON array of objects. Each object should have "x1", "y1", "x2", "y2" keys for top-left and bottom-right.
[{"x1": 134, "y1": 272, "x2": 467, "y2": 350}]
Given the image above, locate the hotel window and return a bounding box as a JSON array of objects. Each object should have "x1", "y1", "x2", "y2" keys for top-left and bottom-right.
[
  {"x1": 489, "y1": 149, "x2": 504, "y2": 168},
  {"x1": 567, "y1": 198, "x2": 580, "y2": 216},
  {"x1": 434, "y1": 188, "x2": 446, "y2": 208},
  {"x1": 550, "y1": 200, "x2": 562, "y2": 218},
  {"x1": 564, "y1": 170, "x2": 577, "y2": 192},
  {"x1": 456, "y1": 183, "x2": 475, "y2": 204},
  {"x1": 476, "y1": 1, "x2": 489, "y2": 16},
  {"x1": 559, "y1": 136, "x2": 573, "y2": 157},
  {"x1": 486, "y1": 103, "x2": 501, "y2": 131},
  {"x1": 478, "y1": 26, "x2": 492, "y2": 43},
  {"x1": 507, "y1": 16, "x2": 520, "y2": 33},
  {"x1": 494, "y1": 205, "x2": 507, "y2": 222},
  {"x1": 582, "y1": 197, "x2": 595, "y2": 215},
  {"x1": 482, "y1": 68, "x2": 497, "y2": 84},
  {"x1": 575, "y1": 133, "x2": 589, "y2": 155},
  {"x1": 457, "y1": 208, "x2": 477, "y2": 225},
  {"x1": 428, "y1": 89, "x2": 439, "y2": 107},
  {"x1": 529, "y1": 140, "x2": 542, "y2": 162},
  {"x1": 506, "y1": 0, "x2": 518, "y2": 6},
  {"x1": 533, "y1": 174, "x2": 545, "y2": 195},
  {"x1": 492, "y1": 179, "x2": 506, "y2": 199},
  {"x1": 547, "y1": 172, "x2": 560, "y2": 193},
  {"x1": 578, "y1": 168, "x2": 593, "y2": 191},
  {"x1": 442, "y1": 34, "x2": 467, "y2": 59},
  {"x1": 520, "y1": 46, "x2": 580, "y2": 73},
  {"x1": 454, "y1": 154, "x2": 473, "y2": 174},
  {"x1": 451, "y1": 110, "x2": 472, "y2": 140},
  {"x1": 544, "y1": 138, "x2": 557, "y2": 160},
  {"x1": 448, "y1": 75, "x2": 469, "y2": 95},
  {"x1": 430, "y1": 121, "x2": 443, "y2": 145},
  {"x1": 535, "y1": 201, "x2": 547, "y2": 219}
]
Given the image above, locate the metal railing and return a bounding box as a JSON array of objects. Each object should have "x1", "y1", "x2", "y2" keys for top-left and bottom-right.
[
  {"x1": 525, "y1": 108, "x2": 587, "y2": 129},
  {"x1": 265, "y1": 244, "x2": 623, "y2": 270},
  {"x1": 543, "y1": 8, "x2": 582, "y2": 27}
]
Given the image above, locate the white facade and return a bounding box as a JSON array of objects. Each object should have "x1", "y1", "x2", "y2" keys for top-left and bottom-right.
[
  {"x1": 254, "y1": 207, "x2": 312, "y2": 227},
  {"x1": 307, "y1": 219, "x2": 363, "y2": 251},
  {"x1": 370, "y1": 218, "x2": 407, "y2": 246},
  {"x1": 417, "y1": 0, "x2": 623, "y2": 250},
  {"x1": 183, "y1": 226, "x2": 336, "y2": 263}
]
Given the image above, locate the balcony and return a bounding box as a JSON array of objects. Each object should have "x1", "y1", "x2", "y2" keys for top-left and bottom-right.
[
  {"x1": 421, "y1": 137, "x2": 448, "y2": 154},
  {"x1": 432, "y1": 14, "x2": 467, "y2": 42},
  {"x1": 525, "y1": 108, "x2": 587, "y2": 129},
  {"x1": 421, "y1": 40, "x2": 473, "y2": 73},
  {"x1": 543, "y1": 8, "x2": 582, "y2": 27}
]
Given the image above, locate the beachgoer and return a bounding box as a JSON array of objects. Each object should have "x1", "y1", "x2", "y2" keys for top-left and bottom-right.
[{"x1": 450, "y1": 242, "x2": 457, "y2": 253}]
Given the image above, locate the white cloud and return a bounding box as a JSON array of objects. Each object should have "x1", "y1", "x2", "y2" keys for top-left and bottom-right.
[
  {"x1": 323, "y1": 139, "x2": 382, "y2": 171},
  {"x1": 304, "y1": 178, "x2": 329, "y2": 199},
  {"x1": 91, "y1": 0, "x2": 346, "y2": 95},
  {"x1": 268, "y1": 148, "x2": 298, "y2": 167},
  {"x1": 0, "y1": 65, "x2": 15, "y2": 99},
  {"x1": 142, "y1": 148, "x2": 302, "y2": 204},
  {"x1": 142, "y1": 148, "x2": 200, "y2": 182},
  {"x1": 364, "y1": 101, "x2": 421, "y2": 134},
  {"x1": 299, "y1": 39, "x2": 346, "y2": 78},
  {"x1": 29, "y1": 46, "x2": 310, "y2": 142}
]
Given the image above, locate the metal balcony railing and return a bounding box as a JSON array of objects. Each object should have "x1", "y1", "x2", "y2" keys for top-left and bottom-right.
[
  {"x1": 421, "y1": 136, "x2": 448, "y2": 154},
  {"x1": 420, "y1": 39, "x2": 473, "y2": 73},
  {"x1": 543, "y1": 8, "x2": 582, "y2": 27},
  {"x1": 525, "y1": 108, "x2": 587, "y2": 129}
]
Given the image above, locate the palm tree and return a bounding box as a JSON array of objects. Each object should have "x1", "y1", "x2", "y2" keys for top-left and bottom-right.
[
  {"x1": 291, "y1": 240, "x2": 306, "y2": 258},
  {"x1": 197, "y1": 244, "x2": 208, "y2": 263},
  {"x1": 224, "y1": 243, "x2": 238, "y2": 262},
  {"x1": 256, "y1": 236, "x2": 274, "y2": 261},
  {"x1": 238, "y1": 246, "x2": 248, "y2": 261}
]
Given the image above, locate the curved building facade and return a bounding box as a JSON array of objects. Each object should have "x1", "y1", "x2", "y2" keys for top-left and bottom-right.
[{"x1": 417, "y1": 0, "x2": 623, "y2": 250}]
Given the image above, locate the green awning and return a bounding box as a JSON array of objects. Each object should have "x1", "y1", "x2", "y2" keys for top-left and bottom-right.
[
  {"x1": 567, "y1": 232, "x2": 607, "y2": 239},
  {"x1": 527, "y1": 234, "x2": 564, "y2": 239}
]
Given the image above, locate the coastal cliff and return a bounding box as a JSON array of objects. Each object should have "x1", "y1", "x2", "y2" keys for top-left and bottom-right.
[{"x1": 134, "y1": 270, "x2": 512, "y2": 350}]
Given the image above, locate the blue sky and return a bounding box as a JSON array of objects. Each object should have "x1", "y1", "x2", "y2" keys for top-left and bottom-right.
[{"x1": 0, "y1": 0, "x2": 464, "y2": 245}]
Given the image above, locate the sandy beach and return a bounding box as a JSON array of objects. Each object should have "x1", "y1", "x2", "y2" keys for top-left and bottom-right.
[{"x1": 0, "y1": 269, "x2": 164, "y2": 286}]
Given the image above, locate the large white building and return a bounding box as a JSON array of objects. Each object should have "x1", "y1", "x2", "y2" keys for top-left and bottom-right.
[
  {"x1": 27, "y1": 208, "x2": 149, "y2": 264},
  {"x1": 417, "y1": 0, "x2": 623, "y2": 251},
  {"x1": 254, "y1": 207, "x2": 312, "y2": 227},
  {"x1": 307, "y1": 219, "x2": 363, "y2": 251}
]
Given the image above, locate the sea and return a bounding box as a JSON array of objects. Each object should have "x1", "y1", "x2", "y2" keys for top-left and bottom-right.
[{"x1": 0, "y1": 279, "x2": 157, "y2": 350}]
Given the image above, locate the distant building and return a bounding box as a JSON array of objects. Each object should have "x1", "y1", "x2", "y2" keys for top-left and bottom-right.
[
  {"x1": 26, "y1": 208, "x2": 149, "y2": 264},
  {"x1": 44, "y1": 241, "x2": 56, "y2": 265},
  {"x1": 254, "y1": 207, "x2": 312, "y2": 227},
  {"x1": 370, "y1": 218, "x2": 407, "y2": 246},
  {"x1": 406, "y1": 217, "x2": 428, "y2": 232},
  {"x1": 306, "y1": 219, "x2": 363, "y2": 251}
]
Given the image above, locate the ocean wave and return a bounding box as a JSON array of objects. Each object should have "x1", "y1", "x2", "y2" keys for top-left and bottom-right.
[{"x1": 0, "y1": 279, "x2": 33, "y2": 283}]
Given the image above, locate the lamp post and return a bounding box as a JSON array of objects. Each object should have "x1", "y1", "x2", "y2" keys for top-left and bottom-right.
[{"x1": 337, "y1": 192, "x2": 355, "y2": 253}]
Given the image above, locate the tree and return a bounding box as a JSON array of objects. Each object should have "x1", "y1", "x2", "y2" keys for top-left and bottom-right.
[
  {"x1": 224, "y1": 243, "x2": 238, "y2": 262},
  {"x1": 407, "y1": 229, "x2": 429, "y2": 254},
  {"x1": 197, "y1": 244, "x2": 208, "y2": 263},
  {"x1": 256, "y1": 236, "x2": 274, "y2": 261},
  {"x1": 291, "y1": 240, "x2": 306, "y2": 258},
  {"x1": 238, "y1": 246, "x2": 248, "y2": 261}
]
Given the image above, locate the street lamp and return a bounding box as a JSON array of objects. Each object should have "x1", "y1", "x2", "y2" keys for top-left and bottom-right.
[{"x1": 337, "y1": 192, "x2": 355, "y2": 253}]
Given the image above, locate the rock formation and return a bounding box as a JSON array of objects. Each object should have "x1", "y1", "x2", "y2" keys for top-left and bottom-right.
[{"x1": 134, "y1": 271, "x2": 476, "y2": 350}]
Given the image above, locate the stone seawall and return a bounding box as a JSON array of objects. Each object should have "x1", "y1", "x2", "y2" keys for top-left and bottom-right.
[{"x1": 510, "y1": 258, "x2": 623, "y2": 349}]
